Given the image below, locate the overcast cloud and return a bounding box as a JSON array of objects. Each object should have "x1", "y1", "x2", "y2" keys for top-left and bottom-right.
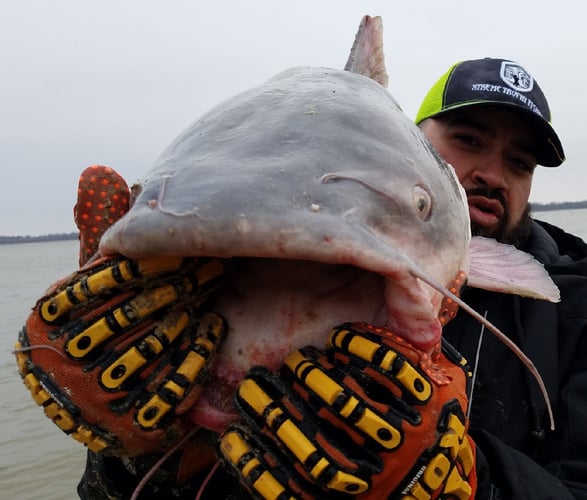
[{"x1": 1, "y1": 0, "x2": 585, "y2": 236}]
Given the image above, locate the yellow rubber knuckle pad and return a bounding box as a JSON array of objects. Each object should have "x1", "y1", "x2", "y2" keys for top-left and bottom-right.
[
  {"x1": 23, "y1": 372, "x2": 52, "y2": 406},
  {"x1": 285, "y1": 349, "x2": 344, "y2": 406},
  {"x1": 395, "y1": 361, "x2": 432, "y2": 403},
  {"x1": 44, "y1": 401, "x2": 76, "y2": 431},
  {"x1": 220, "y1": 430, "x2": 294, "y2": 500},
  {"x1": 66, "y1": 317, "x2": 117, "y2": 359},
  {"x1": 442, "y1": 414, "x2": 475, "y2": 476},
  {"x1": 101, "y1": 346, "x2": 148, "y2": 390},
  {"x1": 238, "y1": 378, "x2": 279, "y2": 419},
  {"x1": 71, "y1": 425, "x2": 110, "y2": 453},
  {"x1": 136, "y1": 394, "x2": 172, "y2": 429},
  {"x1": 328, "y1": 326, "x2": 432, "y2": 403},
  {"x1": 328, "y1": 327, "x2": 383, "y2": 364},
  {"x1": 443, "y1": 466, "x2": 473, "y2": 500},
  {"x1": 284, "y1": 349, "x2": 402, "y2": 450}
]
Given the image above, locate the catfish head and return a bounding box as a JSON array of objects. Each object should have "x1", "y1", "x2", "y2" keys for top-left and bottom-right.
[{"x1": 99, "y1": 16, "x2": 558, "y2": 431}]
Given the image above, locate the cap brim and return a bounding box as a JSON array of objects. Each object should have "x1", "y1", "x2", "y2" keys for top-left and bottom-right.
[{"x1": 523, "y1": 110, "x2": 565, "y2": 167}]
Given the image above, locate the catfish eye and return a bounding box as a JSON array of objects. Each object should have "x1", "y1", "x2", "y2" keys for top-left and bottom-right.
[{"x1": 413, "y1": 186, "x2": 432, "y2": 220}]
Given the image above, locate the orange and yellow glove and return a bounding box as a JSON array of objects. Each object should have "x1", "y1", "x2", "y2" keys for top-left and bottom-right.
[
  {"x1": 15, "y1": 254, "x2": 225, "y2": 457},
  {"x1": 218, "y1": 322, "x2": 477, "y2": 499}
]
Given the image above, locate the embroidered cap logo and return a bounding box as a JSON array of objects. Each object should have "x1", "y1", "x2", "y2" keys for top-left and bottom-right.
[{"x1": 500, "y1": 62, "x2": 534, "y2": 93}]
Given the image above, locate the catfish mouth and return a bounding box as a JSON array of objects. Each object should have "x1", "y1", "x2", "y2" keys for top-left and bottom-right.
[{"x1": 187, "y1": 257, "x2": 439, "y2": 432}]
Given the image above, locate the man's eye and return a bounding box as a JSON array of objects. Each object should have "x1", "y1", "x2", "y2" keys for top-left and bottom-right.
[
  {"x1": 454, "y1": 133, "x2": 479, "y2": 147},
  {"x1": 509, "y1": 156, "x2": 535, "y2": 174}
]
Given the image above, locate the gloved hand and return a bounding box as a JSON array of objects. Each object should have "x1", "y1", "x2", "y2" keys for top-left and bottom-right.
[
  {"x1": 218, "y1": 322, "x2": 477, "y2": 499},
  {"x1": 73, "y1": 164, "x2": 130, "y2": 267},
  {"x1": 15, "y1": 254, "x2": 226, "y2": 457}
]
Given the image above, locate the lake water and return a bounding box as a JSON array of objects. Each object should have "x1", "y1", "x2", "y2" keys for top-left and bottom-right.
[
  {"x1": 0, "y1": 239, "x2": 85, "y2": 500},
  {"x1": 532, "y1": 207, "x2": 587, "y2": 240},
  {"x1": 1, "y1": 209, "x2": 585, "y2": 499}
]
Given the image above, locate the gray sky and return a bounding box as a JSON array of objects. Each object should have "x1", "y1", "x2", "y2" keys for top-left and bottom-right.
[{"x1": 2, "y1": 0, "x2": 585, "y2": 236}]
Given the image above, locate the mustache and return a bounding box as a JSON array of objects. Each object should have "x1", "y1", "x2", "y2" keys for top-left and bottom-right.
[{"x1": 465, "y1": 186, "x2": 507, "y2": 210}]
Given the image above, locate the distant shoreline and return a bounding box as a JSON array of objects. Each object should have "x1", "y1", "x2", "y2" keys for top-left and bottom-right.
[
  {"x1": 1, "y1": 201, "x2": 586, "y2": 244},
  {"x1": 532, "y1": 200, "x2": 587, "y2": 212},
  {"x1": 0, "y1": 233, "x2": 78, "y2": 244}
]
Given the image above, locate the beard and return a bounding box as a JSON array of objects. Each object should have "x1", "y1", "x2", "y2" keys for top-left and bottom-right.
[{"x1": 467, "y1": 187, "x2": 532, "y2": 248}]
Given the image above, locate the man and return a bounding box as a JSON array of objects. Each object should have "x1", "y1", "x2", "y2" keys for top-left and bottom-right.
[{"x1": 413, "y1": 58, "x2": 587, "y2": 498}]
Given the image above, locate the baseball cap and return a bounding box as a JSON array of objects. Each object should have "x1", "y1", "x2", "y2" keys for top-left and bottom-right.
[{"x1": 415, "y1": 58, "x2": 565, "y2": 167}]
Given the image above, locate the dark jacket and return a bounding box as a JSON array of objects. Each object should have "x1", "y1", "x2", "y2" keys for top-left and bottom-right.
[
  {"x1": 79, "y1": 219, "x2": 587, "y2": 499},
  {"x1": 443, "y1": 219, "x2": 587, "y2": 499}
]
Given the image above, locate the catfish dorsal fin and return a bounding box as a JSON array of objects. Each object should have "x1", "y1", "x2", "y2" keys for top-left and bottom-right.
[
  {"x1": 467, "y1": 236, "x2": 560, "y2": 302},
  {"x1": 344, "y1": 15, "x2": 388, "y2": 88}
]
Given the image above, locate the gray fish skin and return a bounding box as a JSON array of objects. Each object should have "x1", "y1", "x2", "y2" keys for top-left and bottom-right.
[
  {"x1": 100, "y1": 66, "x2": 472, "y2": 431},
  {"x1": 98, "y1": 16, "x2": 474, "y2": 430},
  {"x1": 100, "y1": 66, "x2": 470, "y2": 349}
]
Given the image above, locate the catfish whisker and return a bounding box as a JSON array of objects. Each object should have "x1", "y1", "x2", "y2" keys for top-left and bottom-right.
[
  {"x1": 12, "y1": 344, "x2": 67, "y2": 359},
  {"x1": 410, "y1": 268, "x2": 555, "y2": 431},
  {"x1": 130, "y1": 425, "x2": 202, "y2": 500},
  {"x1": 195, "y1": 461, "x2": 221, "y2": 500}
]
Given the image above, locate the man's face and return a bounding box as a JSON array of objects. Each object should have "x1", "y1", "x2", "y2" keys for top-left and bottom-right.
[{"x1": 420, "y1": 107, "x2": 538, "y2": 245}]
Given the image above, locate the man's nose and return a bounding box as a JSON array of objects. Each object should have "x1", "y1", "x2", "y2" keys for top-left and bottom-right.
[{"x1": 471, "y1": 156, "x2": 508, "y2": 190}]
